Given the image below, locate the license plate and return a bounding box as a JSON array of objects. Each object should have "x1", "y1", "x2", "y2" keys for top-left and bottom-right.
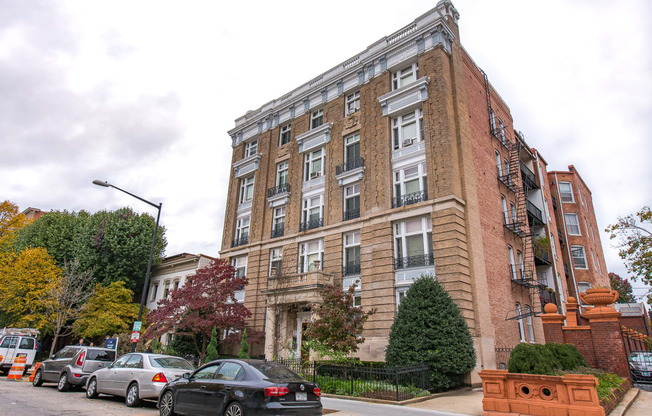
[{"x1": 295, "y1": 392, "x2": 307, "y2": 401}]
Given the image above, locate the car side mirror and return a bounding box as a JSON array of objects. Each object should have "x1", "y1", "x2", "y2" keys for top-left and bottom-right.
[
  {"x1": 182, "y1": 372, "x2": 191, "y2": 380},
  {"x1": 51, "y1": 354, "x2": 57, "y2": 359}
]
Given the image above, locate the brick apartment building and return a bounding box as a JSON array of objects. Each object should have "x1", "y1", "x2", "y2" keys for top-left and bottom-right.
[{"x1": 219, "y1": 0, "x2": 609, "y2": 376}]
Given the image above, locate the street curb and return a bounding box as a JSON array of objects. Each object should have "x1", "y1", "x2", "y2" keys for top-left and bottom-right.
[
  {"x1": 322, "y1": 386, "x2": 474, "y2": 406},
  {"x1": 608, "y1": 388, "x2": 639, "y2": 416}
]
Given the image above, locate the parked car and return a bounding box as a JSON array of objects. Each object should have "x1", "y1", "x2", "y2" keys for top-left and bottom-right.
[
  {"x1": 158, "y1": 359, "x2": 322, "y2": 416},
  {"x1": 32, "y1": 345, "x2": 116, "y2": 391},
  {"x1": 85, "y1": 353, "x2": 194, "y2": 407},
  {"x1": 0, "y1": 328, "x2": 39, "y2": 375},
  {"x1": 628, "y1": 351, "x2": 652, "y2": 384}
]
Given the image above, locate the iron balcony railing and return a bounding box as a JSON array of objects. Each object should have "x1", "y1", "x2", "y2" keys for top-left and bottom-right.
[
  {"x1": 271, "y1": 224, "x2": 284, "y2": 239},
  {"x1": 336, "y1": 157, "x2": 365, "y2": 175},
  {"x1": 267, "y1": 183, "x2": 291, "y2": 198},
  {"x1": 509, "y1": 265, "x2": 526, "y2": 282},
  {"x1": 392, "y1": 190, "x2": 428, "y2": 208},
  {"x1": 300, "y1": 217, "x2": 323, "y2": 232},
  {"x1": 231, "y1": 236, "x2": 249, "y2": 247},
  {"x1": 564, "y1": 262, "x2": 570, "y2": 277},
  {"x1": 526, "y1": 200, "x2": 544, "y2": 225},
  {"x1": 343, "y1": 262, "x2": 361, "y2": 276},
  {"x1": 343, "y1": 208, "x2": 360, "y2": 221},
  {"x1": 540, "y1": 289, "x2": 557, "y2": 306},
  {"x1": 498, "y1": 174, "x2": 516, "y2": 191},
  {"x1": 520, "y1": 162, "x2": 539, "y2": 190},
  {"x1": 394, "y1": 253, "x2": 434, "y2": 270},
  {"x1": 534, "y1": 247, "x2": 551, "y2": 265}
]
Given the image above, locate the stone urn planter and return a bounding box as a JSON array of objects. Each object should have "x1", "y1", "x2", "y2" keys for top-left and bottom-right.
[{"x1": 579, "y1": 288, "x2": 618, "y2": 307}]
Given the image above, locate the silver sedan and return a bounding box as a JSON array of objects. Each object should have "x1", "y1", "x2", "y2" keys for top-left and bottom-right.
[{"x1": 85, "y1": 353, "x2": 194, "y2": 407}]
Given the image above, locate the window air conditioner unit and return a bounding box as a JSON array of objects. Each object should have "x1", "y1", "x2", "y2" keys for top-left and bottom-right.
[
  {"x1": 310, "y1": 171, "x2": 321, "y2": 179},
  {"x1": 403, "y1": 138, "x2": 415, "y2": 146}
]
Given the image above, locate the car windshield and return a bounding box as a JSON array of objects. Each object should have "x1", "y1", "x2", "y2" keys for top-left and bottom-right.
[
  {"x1": 248, "y1": 362, "x2": 302, "y2": 380},
  {"x1": 149, "y1": 356, "x2": 194, "y2": 370},
  {"x1": 629, "y1": 352, "x2": 652, "y2": 364},
  {"x1": 87, "y1": 349, "x2": 116, "y2": 362}
]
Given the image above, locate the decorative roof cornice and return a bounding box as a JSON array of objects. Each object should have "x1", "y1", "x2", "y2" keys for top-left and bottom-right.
[{"x1": 227, "y1": 1, "x2": 459, "y2": 147}]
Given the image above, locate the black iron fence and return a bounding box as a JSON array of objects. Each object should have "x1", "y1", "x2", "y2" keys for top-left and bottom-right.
[
  {"x1": 267, "y1": 183, "x2": 291, "y2": 198},
  {"x1": 231, "y1": 236, "x2": 249, "y2": 247},
  {"x1": 300, "y1": 217, "x2": 323, "y2": 232},
  {"x1": 394, "y1": 253, "x2": 434, "y2": 270},
  {"x1": 392, "y1": 190, "x2": 428, "y2": 208},
  {"x1": 271, "y1": 224, "x2": 284, "y2": 238},
  {"x1": 336, "y1": 157, "x2": 365, "y2": 175},
  {"x1": 343, "y1": 208, "x2": 360, "y2": 221},
  {"x1": 343, "y1": 262, "x2": 361, "y2": 276},
  {"x1": 273, "y1": 358, "x2": 431, "y2": 401},
  {"x1": 520, "y1": 162, "x2": 538, "y2": 190}
]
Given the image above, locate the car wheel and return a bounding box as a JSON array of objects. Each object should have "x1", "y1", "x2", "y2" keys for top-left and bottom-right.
[
  {"x1": 159, "y1": 390, "x2": 176, "y2": 416},
  {"x1": 57, "y1": 373, "x2": 70, "y2": 392},
  {"x1": 86, "y1": 377, "x2": 99, "y2": 399},
  {"x1": 32, "y1": 369, "x2": 43, "y2": 387},
  {"x1": 125, "y1": 382, "x2": 142, "y2": 407},
  {"x1": 224, "y1": 401, "x2": 244, "y2": 416}
]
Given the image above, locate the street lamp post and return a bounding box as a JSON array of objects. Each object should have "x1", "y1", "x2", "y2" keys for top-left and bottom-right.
[{"x1": 93, "y1": 180, "x2": 162, "y2": 352}]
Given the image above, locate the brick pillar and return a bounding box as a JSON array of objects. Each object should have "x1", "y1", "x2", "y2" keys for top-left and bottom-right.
[
  {"x1": 565, "y1": 297, "x2": 579, "y2": 327},
  {"x1": 580, "y1": 289, "x2": 630, "y2": 379},
  {"x1": 541, "y1": 303, "x2": 565, "y2": 343}
]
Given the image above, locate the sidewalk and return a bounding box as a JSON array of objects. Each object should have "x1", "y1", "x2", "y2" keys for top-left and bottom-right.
[
  {"x1": 625, "y1": 389, "x2": 652, "y2": 416},
  {"x1": 407, "y1": 388, "x2": 483, "y2": 416}
]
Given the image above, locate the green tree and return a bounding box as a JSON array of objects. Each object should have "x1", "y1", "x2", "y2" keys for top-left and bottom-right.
[
  {"x1": 303, "y1": 284, "x2": 374, "y2": 360},
  {"x1": 385, "y1": 275, "x2": 476, "y2": 392},
  {"x1": 606, "y1": 206, "x2": 652, "y2": 301},
  {"x1": 0, "y1": 247, "x2": 60, "y2": 331},
  {"x1": 12, "y1": 207, "x2": 166, "y2": 293},
  {"x1": 609, "y1": 272, "x2": 636, "y2": 303},
  {"x1": 73, "y1": 281, "x2": 140, "y2": 340},
  {"x1": 205, "y1": 327, "x2": 220, "y2": 363},
  {"x1": 238, "y1": 328, "x2": 250, "y2": 359}
]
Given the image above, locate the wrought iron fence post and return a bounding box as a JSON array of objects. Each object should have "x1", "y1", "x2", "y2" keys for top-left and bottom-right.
[
  {"x1": 395, "y1": 366, "x2": 400, "y2": 401},
  {"x1": 350, "y1": 363, "x2": 354, "y2": 395}
]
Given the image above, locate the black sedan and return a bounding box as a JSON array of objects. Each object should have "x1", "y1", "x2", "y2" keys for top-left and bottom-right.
[
  {"x1": 158, "y1": 359, "x2": 322, "y2": 416},
  {"x1": 629, "y1": 351, "x2": 652, "y2": 384}
]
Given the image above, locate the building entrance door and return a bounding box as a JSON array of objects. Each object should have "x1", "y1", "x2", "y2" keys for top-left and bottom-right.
[{"x1": 295, "y1": 311, "x2": 311, "y2": 360}]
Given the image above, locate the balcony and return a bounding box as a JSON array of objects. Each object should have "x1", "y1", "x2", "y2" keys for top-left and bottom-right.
[
  {"x1": 343, "y1": 262, "x2": 361, "y2": 276},
  {"x1": 520, "y1": 162, "x2": 539, "y2": 190},
  {"x1": 335, "y1": 157, "x2": 365, "y2": 187},
  {"x1": 232, "y1": 236, "x2": 249, "y2": 248},
  {"x1": 271, "y1": 224, "x2": 284, "y2": 239},
  {"x1": 534, "y1": 247, "x2": 551, "y2": 265},
  {"x1": 263, "y1": 270, "x2": 335, "y2": 306},
  {"x1": 300, "y1": 217, "x2": 323, "y2": 232},
  {"x1": 564, "y1": 262, "x2": 570, "y2": 277},
  {"x1": 392, "y1": 190, "x2": 428, "y2": 208},
  {"x1": 394, "y1": 253, "x2": 434, "y2": 270},
  {"x1": 267, "y1": 183, "x2": 291, "y2": 208},
  {"x1": 343, "y1": 208, "x2": 360, "y2": 221},
  {"x1": 526, "y1": 200, "x2": 545, "y2": 226},
  {"x1": 498, "y1": 174, "x2": 516, "y2": 191}
]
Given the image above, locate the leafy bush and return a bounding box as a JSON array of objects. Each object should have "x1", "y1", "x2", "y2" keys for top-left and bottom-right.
[
  {"x1": 385, "y1": 276, "x2": 476, "y2": 392},
  {"x1": 563, "y1": 367, "x2": 624, "y2": 401},
  {"x1": 508, "y1": 343, "x2": 559, "y2": 375},
  {"x1": 508, "y1": 343, "x2": 587, "y2": 375},
  {"x1": 205, "y1": 327, "x2": 219, "y2": 363}
]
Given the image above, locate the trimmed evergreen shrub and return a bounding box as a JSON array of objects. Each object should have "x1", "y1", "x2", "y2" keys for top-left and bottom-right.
[
  {"x1": 238, "y1": 328, "x2": 250, "y2": 359},
  {"x1": 544, "y1": 343, "x2": 587, "y2": 370},
  {"x1": 385, "y1": 275, "x2": 476, "y2": 392},
  {"x1": 205, "y1": 326, "x2": 219, "y2": 363},
  {"x1": 508, "y1": 343, "x2": 559, "y2": 375}
]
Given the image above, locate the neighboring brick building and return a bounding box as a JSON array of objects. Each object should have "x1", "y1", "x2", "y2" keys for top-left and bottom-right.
[{"x1": 218, "y1": 0, "x2": 610, "y2": 379}]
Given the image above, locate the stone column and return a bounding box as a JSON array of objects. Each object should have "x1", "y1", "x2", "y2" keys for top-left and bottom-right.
[
  {"x1": 540, "y1": 303, "x2": 565, "y2": 343},
  {"x1": 264, "y1": 306, "x2": 277, "y2": 360}
]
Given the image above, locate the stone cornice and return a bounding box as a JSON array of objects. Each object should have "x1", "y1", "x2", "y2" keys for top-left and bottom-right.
[{"x1": 227, "y1": 1, "x2": 459, "y2": 147}]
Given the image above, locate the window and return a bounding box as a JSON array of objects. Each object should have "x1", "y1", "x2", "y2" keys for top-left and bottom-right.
[
  {"x1": 111, "y1": 354, "x2": 132, "y2": 368},
  {"x1": 18, "y1": 338, "x2": 35, "y2": 350},
  {"x1": 239, "y1": 176, "x2": 254, "y2": 204},
  {"x1": 396, "y1": 287, "x2": 408, "y2": 309},
  {"x1": 394, "y1": 217, "x2": 433, "y2": 269},
  {"x1": 525, "y1": 305, "x2": 535, "y2": 342},
  {"x1": 393, "y1": 163, "x2": 427, "y2": 207},
  {"x1": 270, "y1": 248, "x2": 283, "y2": 277},
  {"x1": 498, "y1": 118, "x2": 506, "y2": 143},
  {"x1": 304, "y1": 148, "x2": 325, "y2": 181},
  {"x1": 311, "y1": 109, "x2": 323, "y2": 129},
  {"x1": 504, "y1": 159, "x2": 510, "y2": 179},
  {"x1": 244, "y1": 140, "x2": 257, "y2": 158},
  {"x1": 0, "y1": 336, "x2": 17, "y2": 349},
  {"x1": 516, "y1": 303, "x2": 525, "y2": 342},
  {"x1": 234, "y1": 216, "x2": 250, "y2": 245},
  {"x1": 344, "y1": 184, "x2": 360, "y2": 220},
  {"x1": 163, "y1": 281, "x2": 170, "y2": 298},
  {"x1": 194, "y1": 364, "x2": 219, "y2": 380},
  {"x1": 126, "y1": 355, "x2": 144, "y2": 369},
  {"x1": 150, "y1": 283, "x2": 158, "y2": 302},
  {"x1": 571, "y1": 245, "x2": 587, "y2": 269},
  {"x1": 508, "y1": 246, "x2": 516, "y2": 280},
  {"x1": 510, "y1": 202, "x2": 517, "y2": 226},
  {"x1": 517, "y1": 251, "x2": 524, "y2": 280},
  {"x1": 216, "y1": 362, "x2": 244, "y2": 381},
  {"x1": 577, "y1": 282, "x2": 591, "y2": 300},
  {"x1": 231, "y1": 256, "x2": 247, "y2": 295},
  {"x1": 345, "y1": 133, "x2": 360, "y2": 162},
  {"x1": 489, "y1": 109, "x2": 496, "y2": 134},
  {"x1": 495, "y1": 151, "x2": 502, "y2": 177},
  {"x1": 279, "y1": 124, "x2": 291, "y2": 146},
  {"x1": 301, "y1": 195, "x2": 324, "y2": 230},
  {"x1": 392, "y1": 62, "x2": 418, "y2": 90},
  {"x1": 392, "y1": 109, "x2": 423, "y2": 149},
  {"x1": 559, "y1": 181, "x2": 574, "y2": 203},
  {"x1": 501, "y1": 196, "x2": 509, "y2": 225},
  {"x1": 173, "y1": 280, "x2": 180, "y2": 291},
  {"x1": 565, "y1": 213, "x2": 581, "y2": 235},
  {"x1": 343, "y1": 231, "x2": 361, "y2": 276},
  {"x1": 586, "y1": 218, "x2": 595, "y2": 243},
  {"x1": 276, "y1": 162, "x2": 289, "y2": 186},
  {"x1": 272, "y1": 206, "x2": 285, "y2": 237},
  {"x1": 345, "y1": 91, "x2": 360, "y2": 115},
  {"x1": 299, "y1": 239, "x2": 324, "y2": 272}
]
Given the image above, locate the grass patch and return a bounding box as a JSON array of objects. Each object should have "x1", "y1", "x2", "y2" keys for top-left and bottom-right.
[{"x1": 559, "y1": 366, "x2": 625, "y2": 401}]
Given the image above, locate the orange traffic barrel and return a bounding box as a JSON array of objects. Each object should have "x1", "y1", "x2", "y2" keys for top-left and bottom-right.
[
  {"x1": 28, "y1": 362, "x2": 41, "y2": 382},
  {"x1": 7, "y1": 356, "x2": 27, "y2": 380}
]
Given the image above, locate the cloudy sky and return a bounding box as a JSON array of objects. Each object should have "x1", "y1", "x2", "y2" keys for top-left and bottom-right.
[{"x1": 1, "y1": 1, "x2": 650, "y2": 299}]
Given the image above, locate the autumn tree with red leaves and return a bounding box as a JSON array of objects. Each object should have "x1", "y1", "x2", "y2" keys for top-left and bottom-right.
[{"x1": 144, "y1": 259, "x2": 254, "y2": 362}]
